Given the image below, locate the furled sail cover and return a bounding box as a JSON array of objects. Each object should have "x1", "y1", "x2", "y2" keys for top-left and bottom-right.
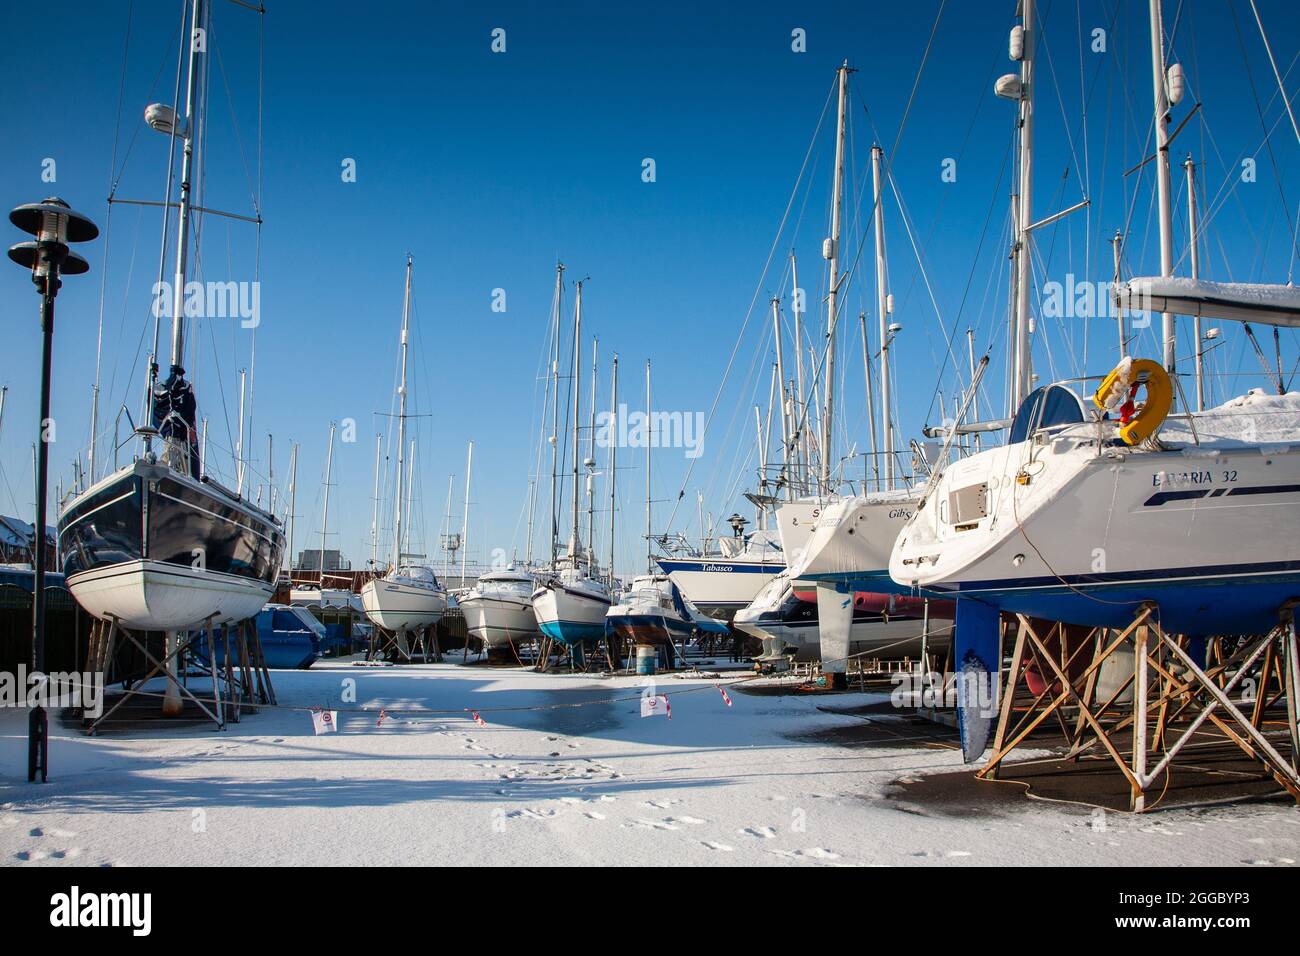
[
  {"x1": 152, "y1": 371, "x2": 200, "y2": 478},
  {"x1": 1114, "y1": 276, "x2": 1300, "y2": 328}
]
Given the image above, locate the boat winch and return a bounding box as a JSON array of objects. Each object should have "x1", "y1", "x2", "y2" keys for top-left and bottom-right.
[{"x1": 1093, "y1": 358, "x2": 1172, "y2": 446}]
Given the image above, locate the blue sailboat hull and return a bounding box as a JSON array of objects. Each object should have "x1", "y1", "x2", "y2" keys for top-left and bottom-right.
[
  {"x1": 948, "y1": 563, "x2": 1300, "y2": 636},
  {"x1": 538, "y1": 620, "x2": 607, "y2": 646}
]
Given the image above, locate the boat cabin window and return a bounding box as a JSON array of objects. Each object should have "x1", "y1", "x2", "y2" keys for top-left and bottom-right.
[{"x1": 1008, "y1": 384, "x2": 1086, "y2": 444}]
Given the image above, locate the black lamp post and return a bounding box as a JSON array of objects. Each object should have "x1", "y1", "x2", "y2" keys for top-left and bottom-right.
[{"x1": 7, "y1": 197, "x2": 98, "y2": 783}]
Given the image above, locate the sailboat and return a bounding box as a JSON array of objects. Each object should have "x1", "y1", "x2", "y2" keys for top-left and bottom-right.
[
  {"x1": 891, "y1": 0, "x2": 1300, "y2": 639},
  {"x1": 532, "y1": 279, "x2": 614, "y2": 650},
  {"x1": 360, "y1": 256, "x2": 448, "y2": 634},
  {"x1": 59, "y1": 0, "x2": 285, "y2": 634}
]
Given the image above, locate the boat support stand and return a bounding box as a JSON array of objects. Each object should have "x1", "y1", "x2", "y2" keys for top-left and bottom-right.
[{"x1": 976, "y1": 603, "x2": 1300, "y2": 811}]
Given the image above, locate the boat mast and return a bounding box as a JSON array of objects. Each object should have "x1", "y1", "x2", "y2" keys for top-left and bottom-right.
[
  {"x1": 820, "y1": 61, "x2": 850, "y2": 493},
  {"x1": 1110, "y1": 229, "x2": 1126, "y2": 360},
  {"x1": 608, "y1": 354, "x2": 618, "y2": 587},
  {"x1": 524, "y1": 478, "x2": 536, "y2": 569},
  {"x1": 167, "y1": 0, "x2": 205, "y2": 391},
  {"x1": 1011, "y1": 0, "x2": 1037, "y2": 411},
  {"x1": 403, "y1": 438, "x2": 416, "y2": 559},
  {"x1": 1149, "y1": 0, "x2": 1177, "y2": 380},
  {"x1": 754, "y1": 401, "x2": 767, "y2": 528},
  {"x1": 549, "y1": 263, "x2": 564, "y2": 569},
  {"x1": 871, "y1": 144, "x2": 894, "y2": 489},
  {"x1": 266, "y1": 433, "x2": 274, "y2": 513},
  {"x1": 392, "y1": 254, "x2": 413, "y2": 570},
  {"x1": 1184, "y1": 155, "x2": 1203, "y2": 411},
  {"x1": 771, "y1": 297, "x2": 791, "y2": 500},
  {"x1": 319, "y1": 420, "x2": 335, "y2": 588},
  {"x1": 587, "y1": 336, "x2": 598, "y2": 570},
  {"x1": 645, "y1": 359, "x2": 652, "y2": 574},
  {"x1": 235, "y1": 368, "x2": 247, "y2": 494},
  {"x1": 286, "y1": 441, "x2": 297, "y2": 576},
  {"x1": 790, "y1": 252, "x2": 809, "y2": 490},
  {"x1": 369, "y1": 431, "x2": 382, "y2": 568},
  {"x1": 860, "y1": 311, "x2": 879, "y2": 491},
  {"x1": 568, "y1": 282, "x2": 584, "y2": 562},
  {"x1": 442, "y1": 474, "x2": 455, "y2": 581},
  {"x1": 461, "y1": 440, "x2": 473, "y2": 586}
]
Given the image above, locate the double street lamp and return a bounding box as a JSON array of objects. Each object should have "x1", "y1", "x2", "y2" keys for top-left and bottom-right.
[{"x1": 7, "y1": 197, "x2": 98, "y2": 782}]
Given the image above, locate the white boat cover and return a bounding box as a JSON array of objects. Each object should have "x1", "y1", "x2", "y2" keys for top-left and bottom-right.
[{"x1": 1115, "y1": 276, "x2": 1300, "y2": 328}]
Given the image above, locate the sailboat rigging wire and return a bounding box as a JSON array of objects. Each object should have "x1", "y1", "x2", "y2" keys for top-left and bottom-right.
[
  {"x1": 1228, "y1": 1, "x2": 1298, "y2": 276},
  {"x1": 663, "y1": 79, "x2": 835, "y2": 531},
  {"x1": 919, "y1": 132, "x2": 1015, "y2": 429},
  {"x1": 1248, "y1": 0, "x2": 1300, "y2": 150}
]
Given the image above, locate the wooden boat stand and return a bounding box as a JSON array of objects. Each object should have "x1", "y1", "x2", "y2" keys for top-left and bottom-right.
[
  {"x1": 977, "y1": 603, "x2": 1300, "y2": 811},
  {"x1": 82, "y1": 614, "x2": 276, "y2": 733}
]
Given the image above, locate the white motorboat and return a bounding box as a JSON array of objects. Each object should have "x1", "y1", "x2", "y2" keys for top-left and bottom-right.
[
  {"x1": 735, "y1": 570, "x2": 950, "y2": 664},
  {"x1": 459, "y1": 567, "x2": 540, "y2": 648},
  {"x1": 606, "y1": 574, "x2": 729, "y2": 649},
  {"x1": 655, "y1": 497, "x2": 820, "y2": 617}
]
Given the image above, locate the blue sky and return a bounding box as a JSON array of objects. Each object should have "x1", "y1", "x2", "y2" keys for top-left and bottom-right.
[{"x1": 1, "y1": 0, "x2": 1297, "y2": 576}]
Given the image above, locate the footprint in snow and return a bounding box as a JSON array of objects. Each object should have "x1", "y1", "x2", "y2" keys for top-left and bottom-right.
[
  {"x1": 1246, "y1": 857, "x2": 1296, "y2": 866},
  {"x1": 585, "y1": 812, "x2": 606, "y2": 820},
  {"x1": 665, "y1": 816, "x2": 706, "y2": 826},
  {"x1": 740, "y1": 826, "x2": 777, "y2": 840},
  {"x1": 51, "y1": 849, "x2": 83, "y2": 860},
  {"x1": 946, "y1": 851, "x2": 972, "y2": 858},
  {"x1": 640, "y1": 799, "x2": 681, "y2": 809},
  {"x1": 15, "y1": 850, "x2": 49, "y2": 862},
  {"x1": 702, "y1": 841, "x2": 734, "y2": 852},
  {"x1": 768, "y1": 848, "x2": 841, "y2": 861},
  {"x1": 624, "y1": 818, "x2": 679, "y2": 831},
  {"x1": 507, "y1": 808, "x2": 559, "y2": 820}
]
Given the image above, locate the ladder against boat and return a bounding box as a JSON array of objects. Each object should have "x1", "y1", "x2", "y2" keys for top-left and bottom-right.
[{"x1": 974, "y1": 602, "x2": 1300, "y2": 811}]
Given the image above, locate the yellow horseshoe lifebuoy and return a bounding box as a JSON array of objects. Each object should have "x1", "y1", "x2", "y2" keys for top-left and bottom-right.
[{"x1": 1092, "y1": 358, "x2": 1172, "y2": 445}]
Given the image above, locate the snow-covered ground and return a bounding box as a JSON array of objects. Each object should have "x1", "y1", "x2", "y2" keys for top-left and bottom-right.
[{"x1": 1, "y1": 661, "x2": 1297, "y2": 866}]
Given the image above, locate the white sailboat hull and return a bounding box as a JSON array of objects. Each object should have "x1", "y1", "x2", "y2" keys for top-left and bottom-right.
[
  {"x1": 66, "y1": 559, "x2": 273, "y2": 632},
  {"x1": 532, "y1": 580, "x2": 612, "y2": 645},
  {"x1": 890, "y1": 393, "x2": 1300, "y2": 635},
  {"x1": 787, "y1": 492, "x2": 919, "y2": 590},
  {"x1": 361, "y1": 577, "x2": 447, "y2": 632}
]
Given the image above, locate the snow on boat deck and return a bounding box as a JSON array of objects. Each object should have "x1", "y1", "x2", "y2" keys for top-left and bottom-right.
[{"x1": 1, "y1": 661, "x2": 1296, "y2": 867}]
